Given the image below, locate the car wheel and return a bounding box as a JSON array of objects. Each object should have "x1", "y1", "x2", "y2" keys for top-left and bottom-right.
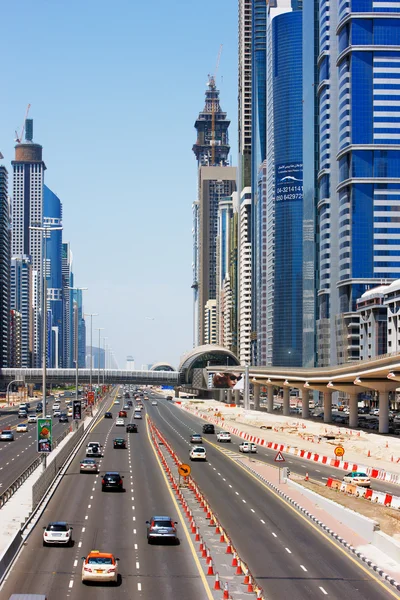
[
  {"x1": 148, "y1": 538, "x2": 153, "y2": 545},
  {"x1": 42, "y1": 540, "x2": 47, "y2": 547},
  {"x1": 102, "y1": 486, "x2": 106, "y2": 492}
]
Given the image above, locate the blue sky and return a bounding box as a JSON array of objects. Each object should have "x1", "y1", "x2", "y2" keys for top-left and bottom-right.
[{"x1": 1, "y1": 0, "x2": 238, "y2": 368}]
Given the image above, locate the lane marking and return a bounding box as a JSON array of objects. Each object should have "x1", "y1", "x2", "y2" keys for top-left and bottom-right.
[
  {"x1": 300, "y1": 565, "x2": 307, "y2": 572},
  {"x1": 73, "y1": 559, "x2": 78, "y2": 567},
  {"x1": 136, "y1": 561, "x2": 140, "y2": 569},
  {"x1": 260, "y1": 519, "x2": 265, "y2": 524},
  {"x1": 138, "y1": 583, "x2": 142, "y2": 591},
  {"x1": 68, "y1": 580, "x2": 73, "y2": 588},
  {"x1": 272, "y1": 532, "x2": 277, "y2": 538},
  {"x1": 285, "y1": 548, "x2": 292, "y2": 554},
  {"x1": 319, "y1": 587, "x2": 328, "y2": 595}
]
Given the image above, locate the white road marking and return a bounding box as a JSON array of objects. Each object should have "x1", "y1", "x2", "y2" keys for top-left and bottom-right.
[
  {"x1": 272, "y1": 532, "x2": 277, "y2": 538},
  {"x1": 88, "y1": 505, "x2": 91, "y2": 509},
  {"x1": 133, "y1": 516, "x2": 136, "y2": 521},
  {"x1": 260, "y1": 519, "x2": 265, "y2": 524},
  {"x1": 133, "y1": 529, "x2": 137, "y2": 534},
  {"x1": 134, "y1": 543, "x2": 138, "y2": 550},
  {"x1": 229, "y1": 484, "x2": 232, "y2": 488},
  {"x1": 223, "y1": 478, "x2": 226, "y2": 481},
  {"x1": 69, "y1": 580, "x2": 73, "y2": 588},
  {"x1": 251, "y1": 508, "x2": 255, "y2": 513},
  {"x1": 136, "y1": 561, "x2": 140, "y2": 569},
  {"x1": 73, "y1": 559, "x2": 78, "y2": 567},
  {"x1": 242, "y1": 499, "x2": 246, "y2": 503},
  {"x1": 78, "y1": 541, "x2": 82, "y2": 548},
  {"x1": 85, "y1": 515, "x2": 88, "y2": 520},
  {"x1": 82, "y1": 527, "x2": 86, "y2": 533},
  {"x1": 138, "y1": 583, "x2": 142, "y2": 591},
  {"x1": 285, "y1": 548, "x2": 291, "y2": 554},
  {"x1": 90, "y1": 496, "x2": 93, "y2": 500},
  {"x1": 321, "y1": 477, "x2": 328, "y2": 480},
  {"x1": 235, "y1": 491, "x2": 239, "y2": 495},
  {"x1": 319, "y1": 587, "x2": 328, "y2": 595},
  {"x1": 300, "y1": 565, "x2": 307, "y2": 572}
]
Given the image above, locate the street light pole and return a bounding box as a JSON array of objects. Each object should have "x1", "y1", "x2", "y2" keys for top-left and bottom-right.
[
  {"x1": 95, "y1": 327, "x2": 104, "y2": 387},
  {"x1": 103, "y1": 337, "x2": 108, "y2": 385},
  {"x1": 84, "y1": 313, "x2": 98, "y2": 391},
  {"x1": 30, "y1": 224, "x2": 62, "y2": 419}
]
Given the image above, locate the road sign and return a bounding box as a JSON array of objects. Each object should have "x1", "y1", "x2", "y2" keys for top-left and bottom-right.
[
  {"x1": 274, "y1": 451, "x2": 285, "y2": 463},
  {"x1": 178, "y1": 463, "x2": 191, "y2": 477},
  {"x1": 334, "y1": 445, "x2": 345, "y2": 458},
  {"x1": 37, "y1": 418, "x2": 52, "y2": 453},
  {"x1": 73, "y1": 400, "x2": 82, "y2": 420}
]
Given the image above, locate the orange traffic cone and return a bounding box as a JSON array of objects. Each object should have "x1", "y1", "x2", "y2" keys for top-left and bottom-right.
[{"x1": 305, "y1": 472, "x2": 309, "y2": 481}]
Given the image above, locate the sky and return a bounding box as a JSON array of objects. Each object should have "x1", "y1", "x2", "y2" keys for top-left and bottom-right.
[{"x1": 0, "y1": 0, "x2": 238, "y2": 369}]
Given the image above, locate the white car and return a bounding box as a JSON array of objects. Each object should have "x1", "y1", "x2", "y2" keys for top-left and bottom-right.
[
  {"x1": 151, "y1": 401, "x2": 158, "y2": 406},
  {"x1": 16, "y1": 423, "x2": 28, "y2": 432},
  {"x1": 43, "y1": 521, "x2": 73, "y2": 546},
  {"x1": 189, "y1": 446, "x2": 207, "y2": 461},
  {"x1": 239, "y1": 442, "x2": 257, "y2": 453},
  {"x1": 217, "y1": 431, "x2": 231, "y2": 443},
  {"x1": 27, "y1": 414, "x2": 37, "y2": 423},
  {"x1": 134, "y1": 412, "x2": 142, "y2": 419},
  {"x1": 343, "y1": 472, "x2": 371, "y2": 487},
  {"x1": 114, "y1": 400, "x2": 120, "y2": 405},
  {"x1": 115, "y1": 418, "x2": 125, "y2": 426},
  {"x1": 67, "y1": 408, "x2": 73, "y2": 417},
  {"x1": 52, "y1": 403, "x2": 60, "y2": 411},
  {"x1": 53, "y1": 410, "x2": 61, "y2": 417}
]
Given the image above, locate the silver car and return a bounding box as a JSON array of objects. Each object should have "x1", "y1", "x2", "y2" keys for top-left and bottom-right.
[
  {"x1": 80, "y1": 458, "x2": 99, "y2": 473},
  {"x1": 146, "y1": 516, "x2": 179, "y2": 544}
]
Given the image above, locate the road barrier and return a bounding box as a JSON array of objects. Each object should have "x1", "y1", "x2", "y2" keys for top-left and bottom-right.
[
  {"x1": 326, "y1": 477, "x2": 399, "y2": 508},
  {"x1": 147, "y1": 417, "x2": 265, "y2": 599}
]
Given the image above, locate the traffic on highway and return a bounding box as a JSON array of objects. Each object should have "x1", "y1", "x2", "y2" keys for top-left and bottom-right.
[{"x1": 0, "y1": 387, "x2": 398, "y2": 599}]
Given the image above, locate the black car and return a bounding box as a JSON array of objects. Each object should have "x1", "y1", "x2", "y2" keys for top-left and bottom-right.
[
  {"x1": 126, "y1": 423, "x2": 138, "y2": 433},
  {"x1": 127, "y1": 400, "x2": 133, "y2": 407},
  {"x1": 104, "y1": 412, "x2": 113, "y2": 419},
  {"x1": 59, "y1": 413, "x2": 69, "y2": 423},
  {"x1": 113, "y1": 438, "x2": 126, "y2": 449},
  {"x1": 202, "y1": 424, "x2": 215, "y2": 434},
  {"x1": 36, "y1": 403, "x2": 43, "y2": 413},
  {"x1": 102, "y1": 471, "x2": 124, "y2": 492}
]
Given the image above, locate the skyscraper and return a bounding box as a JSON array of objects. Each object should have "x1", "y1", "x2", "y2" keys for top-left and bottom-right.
[
  {"x1": 239, "y1": 187, "x2": 252, "y2": 365},
  {"x1": 11, "y1": 119, "x2": 46, "y2": 367},
  {"x1": 62, "y1": 242, "x2": 73, "y2": 367},
  {"x1": 44, "y1": 186, "x2": 63, "y2": 367},
  {"x1": 317, "y1": 0, "x2": 400, "y2": 366},
  {"x1": 193, "y1": 78, "x2": 236, "y2": 345},
  {"x1": 10, "y1": 256, "x2": 33, "y2": 367},
  {"x1": 0, "y1": 166, "x2": 10, "y2": 367},
  {"x1": 217, "y1": 194, "x2": 234, "y2": 347}
]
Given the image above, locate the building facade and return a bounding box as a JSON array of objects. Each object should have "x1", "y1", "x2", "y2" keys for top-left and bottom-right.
[
  {"x1": 239, "y1": 187, "x2": 252, "y2": 364},
  {"x1": 10, "y1": 256, "x2": 33, "y2": 367},
  {"x1": 357, "y1": 286, "x2": 387, "y2": 360},
  {"x1": 0, "y1": 166, "x2": 10, "y2": 367},
  {"x1": 204, "y1": 299, "x2": 218, "y2": 345},
  {"x1": 11, "y1": 119, "x2": 46, "y2": 367},
  {"x1": 44, "y1": 186, "x2": 63, "y2": 367},
  {"x1": 62, "y1": 242, "x2": 73, "y2": 367},
  {"x1": 385, "y1": 280, "x2": 400, "y2": 354}
]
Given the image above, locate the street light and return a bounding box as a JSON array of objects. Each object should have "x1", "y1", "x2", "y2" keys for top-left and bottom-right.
[
  {"x1": 30, "y1": 224, "x2": 63, "y2": 420},
  {"x1": 95, "y1": 327, "x2": 104, "y2": 387},
  {"x1": 103, "y1": 336, "x2": 108, "y2": 384},
  {"x1": 69, "y1": 287, "x2": 88, "y2": 408},
  {"x1": 7, "y1": 379, "x2": 26, "y2": 407},
  {"x1": 84, "y1": 313, "x2": 98, "y2": 391}
]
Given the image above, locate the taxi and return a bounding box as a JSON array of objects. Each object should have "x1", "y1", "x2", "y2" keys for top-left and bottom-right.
[{"x1": 81, "y1": 550, "x2": 119, "y2": 584}]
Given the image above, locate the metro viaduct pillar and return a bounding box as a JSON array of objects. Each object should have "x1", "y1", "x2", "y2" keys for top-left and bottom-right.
[
  {"x1": 354, "y1": 378, "x2": 398, "y2": 434},
  {"x1": 304, "y1": 383, "x2": 333, "y2": 423},
  {"x1": 326, "y1": 383, "x2": 360, "y2": 428}
]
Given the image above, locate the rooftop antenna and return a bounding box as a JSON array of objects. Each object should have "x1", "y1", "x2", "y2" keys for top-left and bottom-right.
[
  {"x1": 209, "y1": 44, "x2": 223, "y2": 166},
  {"x1": 15, "y1": 104, "x2": 31, "y2": 143}
]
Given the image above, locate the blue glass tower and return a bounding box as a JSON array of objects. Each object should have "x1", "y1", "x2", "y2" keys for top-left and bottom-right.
[
  {"x1": 44, "y1": 185, "x2": 63, "y2": 367},
  {"x1": 272, "y1": 9, "x2": 303, "y2": 367}
]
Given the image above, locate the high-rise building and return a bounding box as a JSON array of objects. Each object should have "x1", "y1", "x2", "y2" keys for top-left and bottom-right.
[
  {"x1": 0, "y1": 166, "x2": 10, "y2": 367},
  {"x1": 239, "y1": 187, "x2": 252, "y2": 365},
  {"x1": 317, "y1": 0, "x2": 400, "y2": 366},
  {"x1": 126, "y1": 356, "x2": 135, "y2": 370},
  {"x1": 238, "y1": 0, "x2": 252, "y2": 192},
  {"x1": 10, "y1": 309, "x2": 22, "y2": 367},
  {"x1": 192, "y1": 79, "x2": 236, "y2": 345},
  {"x1": 11, "y1": 119, "x2": 46, "y2": 367},
  {"x1": 72, "y1": 289, "x2": 86, "y2": 368},
  {"x1": 217, "y1": 194, "x2": 234, "y2": 346},
  {"x1": 62, "y1": 242, "x2": 73, "y2": 367},
  {"x1": 10, "y1": 256, "x2": 33, "y2": 367},
  {"x1": 302, "y1": 0, "x2": 319, "y2": 368},
  {"x1": 271, "y1": 8, "x2": 303, "y2": 367},
  {"x1": 204, "y1": 299, "x2": 218, "y2": 345},
  {"x1": 44, "y1": 186, "x2": 63, "y2": 367}
]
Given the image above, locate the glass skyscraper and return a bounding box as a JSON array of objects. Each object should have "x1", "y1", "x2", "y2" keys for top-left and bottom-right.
[{"x1": 272, "y1": 9, "x2": 303, "y2": 367}]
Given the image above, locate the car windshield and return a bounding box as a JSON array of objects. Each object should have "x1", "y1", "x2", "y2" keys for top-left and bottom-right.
[
  {"x1": 48, "y1": 524, "x2": 68, "y2": 531},
  {"x1": 194, "y1": 448, "x2": 205, "y2": 452},
  {"x1": 88, "y1": 557, "x2": 113, "y2": 564},
  {"x1": 83, "y1": 459, "x2": 95, "y2": 464}
]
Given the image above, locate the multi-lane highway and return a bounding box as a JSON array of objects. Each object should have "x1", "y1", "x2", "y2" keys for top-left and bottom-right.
[
  {"x1": 0, "y1": 400, "x2": 73, "y2": 491},
  {"x1": 0, "y1": 391, "x2": 212, "y2": 600},
  {"x1": 147, "y1": 393, "x2": 399, "y2": 600}
]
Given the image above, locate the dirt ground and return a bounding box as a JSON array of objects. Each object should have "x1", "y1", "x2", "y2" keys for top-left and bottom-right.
[{"x1": 292, "y1": 475, "x2": 400, "y2": 538}]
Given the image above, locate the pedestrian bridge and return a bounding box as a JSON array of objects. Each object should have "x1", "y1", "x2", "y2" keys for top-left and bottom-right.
[{"x1": 0, "y1": 368, "x2": 181, "y2": 386}]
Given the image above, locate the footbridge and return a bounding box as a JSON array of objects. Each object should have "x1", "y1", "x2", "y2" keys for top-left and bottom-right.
[{"x1": 0, "y1": 368, "x2": 181, "y2": 386}]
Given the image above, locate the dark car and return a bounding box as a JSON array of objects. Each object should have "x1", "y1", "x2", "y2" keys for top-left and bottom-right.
[
  {"x1": 124, "y1": 392, "x2": 130, "y2": 399},
  {"x1": 118, "y1": 410, "x2": 128, "y2": 418},
  {"x1": 104, "y1": 412, "x2": 113, "y2": 419},
  {"x1": 202, "y1": 424, "x2": 215, "y2": 434},
  {"x1": 127, "y1": 400, "x2": 133, "y2": 407},
  {"x1": 113, "y1": 438, "x2": 126, "y2": 449},
  {"x1": 146, "y1": 516, "x2": 179, "y2": 544},
  {"x1": 190, "y1": 433, "x2": 203, "y2": 443},
  {"x1": 126, "y1": 423, "x2": 138, "y2": 433},
  {"x1": 166, "y1": 396, "x2": 173, "y2": 401},
  {"x1": 102, "y1": 471, "x2": 124, "y2": 492},
  {"x1": 59, "y1": 413, "x2": 69, "y2": 423},
  {"x1": 36, "y1": 403, "x2": 43, "y2": 413}
]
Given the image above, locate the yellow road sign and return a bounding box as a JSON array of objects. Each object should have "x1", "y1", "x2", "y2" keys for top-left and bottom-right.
[
  {"x1": 334, "y1": 446, "x2": 345, "y2": 458},
  {"x1": 178, "y1": 463, "x2": 191, "y2": 477}
]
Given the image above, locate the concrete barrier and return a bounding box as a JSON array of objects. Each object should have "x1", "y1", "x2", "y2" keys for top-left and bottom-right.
[
  {"x1": 0, "y1": 530, "x2": 22, "y2": 581},
  {"x1": 287, "y1": 478, "x2": 379, "y2": 543}
]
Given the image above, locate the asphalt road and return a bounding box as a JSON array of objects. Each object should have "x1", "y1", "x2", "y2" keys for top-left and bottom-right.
[
  {"x1": 159, "y1": 399, "x2": 400, "y2": 497},
  {"x1": 147, "y1": 394, "x2": 399, "y2": 600},
  {"x1": 0, "y1": 402, "x2": 73, "y2": 491},
  {"x1": 0, "y1": 393, "x2": 211, "y2": 600}
]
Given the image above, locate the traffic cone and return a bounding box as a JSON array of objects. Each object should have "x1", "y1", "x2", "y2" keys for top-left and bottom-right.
[
  {"x1": 243, "y1": 573, "x2": 250, "y2": 585},
  {"x1": 206, "y1": 508, "x2": 211, "y2": 519},
  {"x1": 223, "y1": 582, "x2": 229, "y2": 599},
  {"x1": 195, "y1": 528, "x2": 200, "y2": 542},
  {"x1": 214, "y1": 573, "x2": 221, "y2": 590},
  {"x1": 368, "y1": 450, "x2": 371, "y2": 457},
  {"x1": 247, "y1": 575, "x2": 254, "y2": 592},
  {"x1": 231, "y1": 553, "x2": 238, "y2": 567},
  {"x1": 225, "y1": 540, "x2": 232, "y2": 554},
  {"x1": 220, "y1": 532, "x2": 225, "y2": 543},
  {"x1": 305, "y1": 472, "x2": 309, "y2": 481},
  {"x1": 236, "y1": 562, "x2": 242, "y2": 575},
  {"x1": 206, "y1": 548, "x2": 212, "y2": 564},
  {"x1": 191, "y1": 520, "x2": 196, "y2": 534},
  {"x1": 207, "y1": 560, "x2": 214, "y2": 576},
  {"x1": 199, "y1": 539, "x2": 204, "y2": 552},
  {"x1": 202, "y1": 545, "x2": 207, "y2": 558}
]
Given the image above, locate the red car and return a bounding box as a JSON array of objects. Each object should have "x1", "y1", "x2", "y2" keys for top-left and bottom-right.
[{"x1": 118, "y1": 410, "x2": 127, "y2": 418}]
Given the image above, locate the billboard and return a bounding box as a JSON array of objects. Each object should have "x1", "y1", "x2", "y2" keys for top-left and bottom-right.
[
  {"x1": 275, "y1": 163, "x2": 303, "y2": 203},
  {"x1": 37, "y1": 418, "x2": 52, "y2": 453},
  {"x1": 87, "y1": 391, "x2": 95, "y2": 405},
  {"x1": 73, "y1": 400, "x2": 82, "y2": 420},
  {"x1": 208, "y1": 372, "x2": 243, "y2": 390}
]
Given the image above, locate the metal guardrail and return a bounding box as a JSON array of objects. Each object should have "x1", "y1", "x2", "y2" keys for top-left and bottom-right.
[{"x1": 0, "y1": 424, "x2": 72, "y2": 509}]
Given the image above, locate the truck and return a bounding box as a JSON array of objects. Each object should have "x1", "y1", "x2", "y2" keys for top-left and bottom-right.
[{"x1": 86, "y1": 442, "x2": 103, "y2": 457}]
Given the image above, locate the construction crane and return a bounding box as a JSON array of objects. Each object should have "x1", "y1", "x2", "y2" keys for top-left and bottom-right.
[
  {"x1": 15, "y1": 104, "x2": 31, "y2": 143},
  {"x1": 210, "y1": 45, "x2": 223, "y2": 166}
]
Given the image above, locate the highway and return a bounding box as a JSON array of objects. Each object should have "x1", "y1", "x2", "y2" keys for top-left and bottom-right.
[
  {"x1": 147, "y1": 393, "x2": 399, "y2": 600},
  {"x1": 0, "y1": 401, "x2": 73, "y2": 492},
  {"x1": 0, "y1": 394, "x2": 212, "y2": 600},
  {"x1": 164, "y1": 400, "x2": 400, "y2": 497}
]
